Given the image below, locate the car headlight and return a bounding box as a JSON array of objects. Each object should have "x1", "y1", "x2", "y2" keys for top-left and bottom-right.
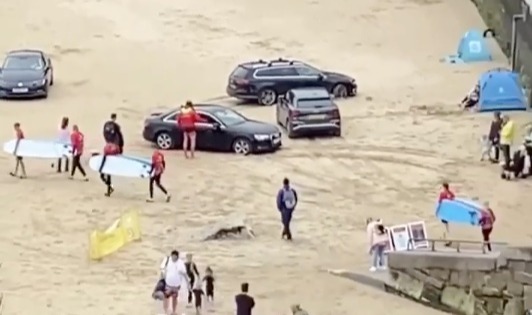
[
  {"x1": 254, "y1": 134, "x2": 270, "y2": 141},
  {"x1": 32, "y1": 79, "x2": 46, "y2": 85}
]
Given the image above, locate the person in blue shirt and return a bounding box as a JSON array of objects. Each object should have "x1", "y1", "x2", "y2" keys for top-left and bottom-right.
[{"x1": 276, "y1": 178, "x2": 298, "y2": 240}]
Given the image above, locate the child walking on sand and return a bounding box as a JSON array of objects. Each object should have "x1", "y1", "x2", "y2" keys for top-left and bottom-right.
[
  {"x1": 203, "y1": 266, "x2": 215, "y2": 303},
  {"x1": 192, "y1": 278, "x2": 204, "y2": 314}
]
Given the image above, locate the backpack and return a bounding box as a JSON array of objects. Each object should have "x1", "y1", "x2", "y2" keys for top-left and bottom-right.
[
  {"x1": 282, "y1": 188, "x2": 296, "y2": 209},
  {"x1": 103, "y1": 121, "x2": 116, "y2": 142}
]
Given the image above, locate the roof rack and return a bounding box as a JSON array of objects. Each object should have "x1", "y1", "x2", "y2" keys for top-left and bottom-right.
[{"x1": 267, "y1": 58, "x2": 295, "y2": 67}]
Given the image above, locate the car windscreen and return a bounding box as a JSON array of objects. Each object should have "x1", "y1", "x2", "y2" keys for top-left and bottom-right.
[
  {"x1": 2, "y1": 55, "x2": 44, "y2": 70},
  {"x1": 296, "y1": 98, "x2": 333, "y2": 108},
  {"x1": 211, "y1": 108, "x2": 247, "y2": 126},
  {"x1": 230, "y1": 66, "x2": 249, "y2": 78}
]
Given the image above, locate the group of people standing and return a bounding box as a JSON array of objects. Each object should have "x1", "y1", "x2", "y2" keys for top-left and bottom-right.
[{"x1": 486, "y1": 112, "x2": 532, "y2": 180}]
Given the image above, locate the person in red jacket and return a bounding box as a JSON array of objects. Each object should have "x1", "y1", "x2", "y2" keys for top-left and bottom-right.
[
  {"x1": 177, "y1": 101, "x2": 206, "y2": 159},
  {"x1": 438, "y1": 182, "x2": 455, "y2": 246},
  {"x1": 9, "y1": 122, "x2": 27, "y2": 178},
  {"x1": 479, "y1": 202, "x2": 496, "y2": 251},
  {"x1": 70, "y1": 125, "x2": 88, "y2": 181},
  {"x1": 99, "y1": 142, "x2": 120, "y2": 196},
  {"x1": 147, "y1": 150, "x2": 171, "y2": 202}
]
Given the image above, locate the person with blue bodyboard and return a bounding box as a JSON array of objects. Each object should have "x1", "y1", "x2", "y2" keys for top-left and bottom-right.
[
  {"x1": 276, "y1": 178, "x2": 298, "y2": 241},
  {"x1": 437, "y1": 182, "x2": 455, "y2": 247}
]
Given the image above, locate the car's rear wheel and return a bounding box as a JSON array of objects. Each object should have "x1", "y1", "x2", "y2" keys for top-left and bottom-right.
[
  {"x1": 156, "y1": 132, "x2": 173, "y2": 150},
  {"x1": 332, "y1": 84, "x2": 348, "y2": 98},
  {"x1": 258, "y1": 88, "x2": 277, "y2": 106},
  {"x1": 232, "y1": 137, "x2": 252, "y2": 155}
]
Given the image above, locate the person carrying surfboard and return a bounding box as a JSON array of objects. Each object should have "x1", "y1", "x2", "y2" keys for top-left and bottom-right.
[
  {"x1": 56, "y1": 117, "x2": 70, "y2": 173},
  {"x1": 99, "y1": 142, "x2": 120, "y2": 196},
  {"x1": 69, "y1": 125, "x2": 88, "y2": 181},
  {"x1": 479, "y1": 201, "x2": 496, "y2": 252},
  {"x1": 9, "y1": 122, "x2": 27, "y2": 179},
  {"x1": 103, "y1": 113, "x2": 124, "y2": 154},
  {"x1": 147, "y1": 150, "x2": 171, "y2": 203},
  {"x1": 438, "y1": 182, "x2": 455, "y2": 247},
  {"x1": 177, "y1": 101, "x2": 207, "y2": 159}
]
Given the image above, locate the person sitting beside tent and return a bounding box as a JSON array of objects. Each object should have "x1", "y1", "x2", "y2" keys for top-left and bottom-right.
[{"x1": 459, "y1": 84, "x2": 480, "y2": 110}]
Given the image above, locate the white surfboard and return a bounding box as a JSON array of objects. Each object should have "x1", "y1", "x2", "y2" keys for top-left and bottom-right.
[
  {"x1": 3, "y1": 139, "x2": 72, "y2": 159},
  {"x1": 89, "y1": 154, "x2": 152, "y2": 178}
]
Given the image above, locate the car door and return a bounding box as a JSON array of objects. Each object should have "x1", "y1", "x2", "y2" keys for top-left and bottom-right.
[
  {"x1": 294, "y1": 65, "x2": 325, "y2": 89},
  {"x1": 196, "y1": 113, "x2": 233, "y2": 151},
  {"x1": 256, "y1": 67, "x2": 300, "y2": 95},
  {"x1": 162, "y1": 112, "x2": 183, "y2": 149},
  {"x1": 277, "y1": 93, "x2": 291, "y2": 127}
]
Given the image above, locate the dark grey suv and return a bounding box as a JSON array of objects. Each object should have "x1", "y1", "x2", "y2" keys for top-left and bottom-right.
[
  {"x1": 276, "y1": 87, "x2": 341, "y2": 138},
  {"x1": 226, "y1": 58, "x2": 357, "y2": 106}
]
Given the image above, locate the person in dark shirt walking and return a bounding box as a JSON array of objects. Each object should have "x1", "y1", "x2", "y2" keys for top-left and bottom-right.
[
  {"x1": 276, "y1": 178, "x2": 298, "y2": 240},
  {"x1": 488, "y1": 111, "x2": 502, "y2": 163},
  {"x1": 103, "y1": 113, "x2": 124, "y2": 153},
  {"x1": 203, "y1": 266, "x2": 215, "y2": 302},
  {"x1": 235, "y1": 282, "x2": 254, "y2": 315}
]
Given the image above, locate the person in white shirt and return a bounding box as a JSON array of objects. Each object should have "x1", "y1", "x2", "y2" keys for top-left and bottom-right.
[
  {"x1": 56, "y1": 117, "x2": 70, "y2": 173},
  {"x1": 160, "y1": 250, "x2": 188, "y2": 315}
]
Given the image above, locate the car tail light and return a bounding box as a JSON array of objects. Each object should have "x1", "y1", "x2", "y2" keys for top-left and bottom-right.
[
  {"x1": 289, "y1": 110, "x2": 300, "y2": 118},
  {"x1": 233, "y1": 78, "x2": 249, "y2": 86},
  {"x1": 331, "y1": 109, "x2": 340, "y2": 118}
]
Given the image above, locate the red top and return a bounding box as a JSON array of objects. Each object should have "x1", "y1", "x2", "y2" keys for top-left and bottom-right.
[
  {"x1": 438, "y1": 189, "x2": 455, "y2": 203},
  {"x1": 177, "y1": 108, "x2": 205, "y2": 130},
  {"x1": 480, "y1": 208, "x2": 496, "y2": 230},
  {"x1": 151, "y1": 151, "x2": 165, "y2": 175},
  {"x1": 15, "y1": 129, "x2": 24, "y2": 140},
  {"x1": 71, "y1": 131, "x2": 85, "y2": 155},
  {"x1": 103, "y1": 143, "x2": 120, "y2": 155}
]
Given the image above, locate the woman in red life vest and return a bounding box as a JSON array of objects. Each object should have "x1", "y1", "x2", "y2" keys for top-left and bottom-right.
[
  {"x1": 438, "y1": 182, "x2": 455, "y2": 246},
  {"x1": 99, "y1": 142, "x2": 120, "y2": 196},
  {"x1": 10, "y1": 122, "x2": 27, "y2": 178},
  {"x1": 479, "y1": 201, "x2": 496, "y2": 251},
  {"x1": 177, "y1": 101, "x2": 206, "y2": 159},
  {"x1": 70, "y1": 125, "x2": 88, "y2": 181},
  {"x1": 147, "y1": 150, "x2": 171, "y2": 202}
]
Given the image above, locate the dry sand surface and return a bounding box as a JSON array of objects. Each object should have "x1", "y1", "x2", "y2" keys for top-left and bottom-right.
[{"x1": 1, "y1": 0, "x2": 532, "y2": 314}]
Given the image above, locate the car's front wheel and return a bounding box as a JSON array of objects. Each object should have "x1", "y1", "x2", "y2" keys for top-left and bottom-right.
[
  {"x1": 258, "y1": 88, "x2": 277, "y2": 106},
  {"x1": 232, "y1": 137, "x2": 252, "y2": 155},
  {"x1": 155, "y1": 132, "x2": 174, "y2": 150},
  {"x1": 332, "y1": 84, "x2": 349, "y2": 98}
]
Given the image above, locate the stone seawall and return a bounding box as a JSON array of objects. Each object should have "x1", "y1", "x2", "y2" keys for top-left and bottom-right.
[
  {"x1": 385, "y1": 247, "x2": 532, "y2": 315},
  {"x1": 327, "y1": 246, "x2": 532, "y2": 315}
]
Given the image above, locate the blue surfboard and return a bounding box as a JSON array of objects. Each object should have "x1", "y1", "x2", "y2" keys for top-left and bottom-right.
[{"x1": 435, "y1": 198, "x2": 482, "y2": 226}]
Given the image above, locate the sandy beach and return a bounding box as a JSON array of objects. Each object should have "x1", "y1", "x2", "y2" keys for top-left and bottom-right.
[{"x1": 0, "y1": 0, "x2": 531, "y2": 314}]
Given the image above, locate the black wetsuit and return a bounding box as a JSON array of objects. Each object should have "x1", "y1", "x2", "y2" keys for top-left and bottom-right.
[
  {"x1": 103, "y1": 120, "x2": 124, "y2": 153},
  {"x1": 185, "y1": 261, "x2": 199, "y2": 304},
  {"x1": 204, "y1": 274, "x2": 214, "y2": 300}
]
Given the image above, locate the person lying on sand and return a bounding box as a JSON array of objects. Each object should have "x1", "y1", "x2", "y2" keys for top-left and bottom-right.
[{"x1": 459, "y1": 84, "x2": 480, "y2": 111}]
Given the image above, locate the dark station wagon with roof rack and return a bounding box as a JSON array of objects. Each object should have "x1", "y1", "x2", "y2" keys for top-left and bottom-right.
[{"x1": 226, "y1": 58, "x2": 357, "y2": 106}]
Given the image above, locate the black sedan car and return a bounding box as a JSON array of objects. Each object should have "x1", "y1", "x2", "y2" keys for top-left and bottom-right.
[
  {"x1": 143, "y1": 104, "x2": 282, "y2": 155},
  {"x1": 226, "y1": 58, "x2": 357, "y2": 105},
  {"x1": 0, "y1": 49, "x2": 54, "y2": 99}
]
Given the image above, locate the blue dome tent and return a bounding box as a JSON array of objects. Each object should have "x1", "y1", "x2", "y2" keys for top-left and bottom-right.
[
  {"x1": 445, "y1": 29, "x2": 493, "y2": 63},
  {"x1": 478, "y1": 68, "x2": 527, "y2": 112}
]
